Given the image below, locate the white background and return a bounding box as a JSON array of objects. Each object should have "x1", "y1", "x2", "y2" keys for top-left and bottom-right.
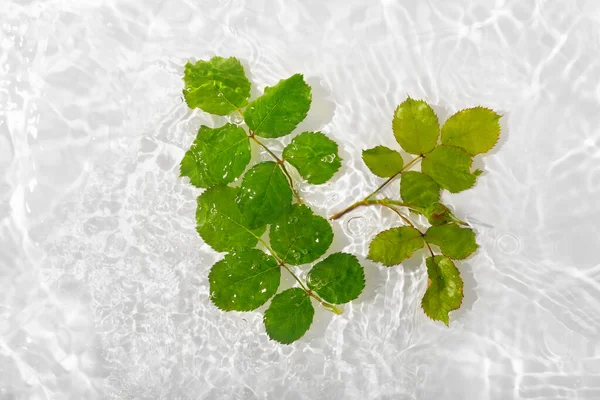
[{"x1": 2, "y1": 0, "x2": 600, "y2": 399}]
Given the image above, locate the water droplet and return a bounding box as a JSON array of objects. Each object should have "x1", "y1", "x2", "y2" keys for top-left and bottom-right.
[
  {"x1": 497, "y1": 233, "x2": 520, "y2": 254},
  {"x1": 346, "y1": 216, "x2": 368, "y2": 237}
]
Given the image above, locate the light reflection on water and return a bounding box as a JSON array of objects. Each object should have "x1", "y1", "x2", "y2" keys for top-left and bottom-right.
[{"x1": 2, "y1": 1, "x2": 600, "y2": 399}]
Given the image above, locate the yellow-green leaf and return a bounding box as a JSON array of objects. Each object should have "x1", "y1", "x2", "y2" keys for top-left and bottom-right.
[
  {"x1": 441, "y1": 107, "x2": 501, "y2": 155},
  {"x1": 421, "y1": 145, "x2": 479, "y2": 193},
  {"x1": 368, "y1": 226, "x2": 424, "y2": 266},
  {"x1": 307, "y1": 253, "x2": 365, "y2": 304},
  {"x1": 400, "y1": 171, "x2": 440, "y2": 208},
  {"x1": 362, "y1": 146, "x2": 404, "y2": 178},
  {"x1": 425, "y1": 224, "x2": 478, "y2": 260},
  {"x1": 421, "y1": 256, "x2": 463, "y2": 326},
  {"x1": 392, "y1": 97, "x2": 439, "y2": 155}
]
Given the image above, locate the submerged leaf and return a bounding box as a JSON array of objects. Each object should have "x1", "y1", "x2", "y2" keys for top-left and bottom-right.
[
  {"x1": 282, "y1": 132, "x2": 341, "y2": 184},
  {"x1": 392, "y1": 97, "x2": 439, "y2": 155},
  {"x1": 441, "y1": 107, "x2": 501, "y2": 155},
  {"x1": 236, "y1": 161, "x2": 293, "y2": 228},
  {"x1": 183, "y1": 56, "x2": 251, "y2": 115},
  {"x1": 421, "y1": 256, "x2": 464, "y2": 326},
  {"x1": 424, "y1": 202, "x2": 453, "y2": 226},
  {"x1": 264, "y1": 288, "x2": 314, "y2": 344},
  {"x1": 362, "y1": 146, "x2": 404, "y2": 178},
  {"x1": 179, "y1": 124, "x2": 250, "y2": 188},
  {"x1": 307, "y1": 253, "x2": 365, "y2": 304},
  {"x1": 244, "y1": 74, "x2": 311, "y2": 138},
  {"x1": 425, "y1": 224, "x2": 478, "y2": 260},
  {"x1": 196, "y1": 185, "x2": 266, "y2": 252},
  {"x1": 209, "y1": 249, "x2": 280, "y2": 311},
  {"x1": 400, "y1": 171, "x2": 440, "y2": 208},
  {"x1": 368, "y1": 226, "x2": 424, "y2": 266},
  {"x1": 270, "y1": 204, "x2": 333, "y2": 265},
  {"x1": 421, "y1": 145, "x2": 478, "y2": 193}
]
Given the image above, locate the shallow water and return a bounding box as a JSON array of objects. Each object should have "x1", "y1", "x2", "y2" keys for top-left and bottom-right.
[{"x1": 2, "y1": 1, "x2": 600, "y2": 399}]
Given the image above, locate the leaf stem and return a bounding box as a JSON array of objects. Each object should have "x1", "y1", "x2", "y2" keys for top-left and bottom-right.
[
  {"x1": 249, "y1": 133, "x2": 303, "y2": 204},
  {"x1": 330, "y1": 155, "x2": 423, "y2": 220}
]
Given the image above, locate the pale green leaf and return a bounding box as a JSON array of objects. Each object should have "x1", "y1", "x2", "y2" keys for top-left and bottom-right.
[
  {"x1": 263, "y1": 288, "x2": 314, "y2": 344},
  {"x1": 244, "y1": 74, "x2": 311, "y2": 138},
  {"x1": 421, "y1": 145, "x2": 478, "y2": 193},
  {"x1": 368, "y1": 226, "x2": 424, "y2": 266},
  {"x1": 392, "y1": 97, "x2": 439, "y2": 155},
  {"x1": 179, "y1": 124, "x2": 250, "y2": 188},
  {"x1": 183, "y1": 56, "x2": 251, "y2": 115},
  {"x1": 441, "y1": 107, "x2": 501, "y2": 155},
  {"x1": 425, "y1": 224, "x2": 478, "y2": 260},
  {"x1": 282, "y1": 132, "x2": 341, "y2": 184},
  {"x1": 270, "y1": 204, "x2": 333, "y2": 265},
  {"x1": 236, "y1": 161, "x2": 292, "y2": 228},
  {"x1": 196, "y1": 185, "x2": 266, "y2": 252},
  {"x1": 400, "y1": 171, "x2": 440, "y2": 208},
  {"x1": 208, "y1": 249, "x2": 280, "y2": 311},
  {"x1": 362, "y1": 146, "x2": 404, "y2": 178},
  {"x1": 307, "y1": 253, "x2": 365, "y2": 304},
  {"x1": 421, "y1": 256, "x2": 464, "y2": 326}
]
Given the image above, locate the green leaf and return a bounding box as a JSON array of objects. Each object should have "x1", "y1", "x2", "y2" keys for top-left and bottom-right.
[
  {"x1": 424, "y1": 202, "x2": 453, "y2": 226},
  {"x1": 183, "y1": 56, "x2": 251, "y2": 115},
  {"x1": 208, "y1": 249, "x2": 280, "y2": 311},
  {"x1": 236, "y1": 161, "x2": 293, "y2": 229},
  {"x1": 362, "y1": 146, "x2": 404, "y2": 178},
  {"x1": 282, "y1": 132, "x2": 341, "y2": 184},
  {"x1": 425, "y1": 224, "x2": 478, "y2": 260},
  {"x1": 421, "y1": 145, "x2": 478, "y2": 193},
  {"x1": 263, "y1": 288, "x2": 314, "y2": 344},
  {"x1": 392, "y1": 97, "x2": 439, "y2": 155},
  {"x1": 179, "y1": 124, "x2": 250, "y2": 188},
  {"x1": 421, "y1": 256, "x2": 464, "y2": 326},
  {"x1": 196, "y1": 185, "x2": 266, "y2": 252},
  {"x1": 400, "y1": 171, "x2": 440, "y2": 208},
  {"x1": 441, "y1": 107, "x2": 501, "y2": 155},
  {"x1": 244, "y1": 74, "x2": 312, "y2": 138},
  {"x1": 368, "y1": 226, "x2": 424, "y2": 267},
  {"x1": 307, "y1": 253, "x2": 365, "y2": 304},
  {"x1": 270, "y1": 204, "x2": 333, "y2": 265}
]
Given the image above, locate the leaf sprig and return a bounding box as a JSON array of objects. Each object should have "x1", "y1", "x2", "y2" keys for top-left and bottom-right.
[
  {"x1": 180, "y1": 56, "x2": 365, "y2": 344},
  {"x1": 331, "y1": 97, "x2": 501, "y2": 325}
]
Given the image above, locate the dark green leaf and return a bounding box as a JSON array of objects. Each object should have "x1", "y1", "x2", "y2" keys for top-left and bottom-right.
[
  {"x1": 368, "y1": 226, "x2": 424, "y2": 266},
  {"x1": 183, "y1": 56, "x2": 251, "y2": 115},
  {"x1": 425, "y1": 224, "x2": 478, "y2": 260},
  {"x1": 421, "y1": 256, "x2": 464, "y2": 326},
  {"x1": 441, "y1": 107, "x2": 501, "y2": 155},
  {"x1": 424, "y1": 203, "x2": 453, "y2": 226},
  {"x1": 421, "y1": 145, "x2": 478, "y2": 193},
  {"x1": 244, "y1": 74, "x2": 311, "y2": 138},
  {"x1": 208, "y1": 249, "x2": 280, "y2": 311},
  {"x1": 263, "y1": 288, "x2": 314, "y2": 344},
  {"x1": 236, "y1": 161, "x2": 292, "y2": 229},
  {"x1": 270, "y1": 204, "x2": 333, "y2": 265},
  {"x1": 196, "y1": 185, "x2": 266, "y2": 252},
  {"x1": 392, "y1": 97, "x2": 439, "y2": 155},
  {"x1": 179, "y1": 124, "x2": 250, "y2": 188},
  {"x1": 307, "y1": 253, "x2": 365, "y2": 304},
  {"x1": 282, "y1": 132, "x2": 341, "y2": 184},
  {"x1": 400, "y1": 171, "x2": 440, "y2": 208},
  {"x1": 362, "y1": 146, "x2": 404, "y2": 178}
]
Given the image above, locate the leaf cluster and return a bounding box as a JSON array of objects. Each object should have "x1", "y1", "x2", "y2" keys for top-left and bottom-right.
[{"x1": 180, "y1": 56, "x2": 365, "y2": 344}]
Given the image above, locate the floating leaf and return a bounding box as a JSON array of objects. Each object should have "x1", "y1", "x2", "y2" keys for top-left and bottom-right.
[
  {"x1": 263, "y1": 288, "x2": 314, "y2": 344},
  {"x1": 208, "y1": 249, "x2": 280, "y2": 311},
  {"x1": 368, "y1": 226, "x2": 424, "y2": 266},
  {"x1": 270, "y1": 204, "x2": 333, "y2": 265},
  {"x1": 362, "y1": 146, "x2": 404, "y2": 178},
  {"x1": 400, "y1": 171, "x2": 440, "y2": 208},
  {"x1": 424, "y1": 202, "x2": 453, "y2": 226},
  {"x1": 183, "y1": 56, "x2": 251, "y2": 115},
  {"x1": 421, "y1": 145, "x2": 478, "y2": 193},
  {"x1": 244, "y1": 74, "x2": 311, "y2": 138},
  {"x1": 179, "y1": 124, "x2": 250, "y2": 188},
  {"x1": 237, "y1": 161, "x2": 292, "y2": 228},
  {"x1": 441, "y1": 107, "x2": 501, "y2": 155},
  {"x1": 421, "y1": 256, "x2": 464, "y2": 326},
  {"x1": 307, "y1": 253, "x2": 365, "y2": 304},
  {"x1": 282, "y1": 132, "x2": 341, "y2": 184},
  {"x1": 392, "y1": 97, "x2": 439, "y2": 155},
  {"x1": 425, "y1": 224, "x2": 478, "y2": 260},
  {"x1": 196, "y1": 185, "x2": 266, "y2": 252}
]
